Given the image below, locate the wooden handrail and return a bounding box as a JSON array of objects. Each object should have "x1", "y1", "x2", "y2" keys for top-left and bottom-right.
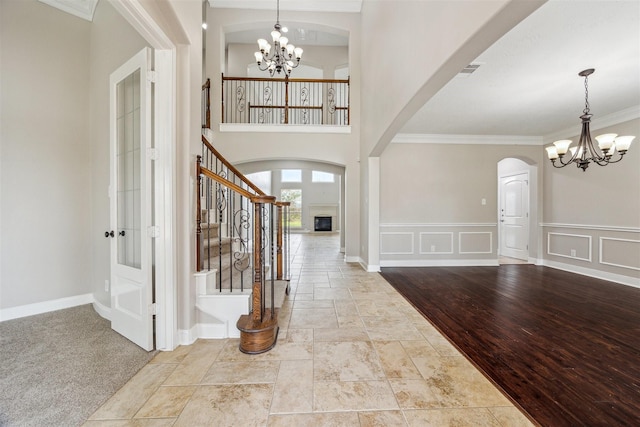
[
  {"x1": 249, "y1": 105, "x2": 323, "y2": 110},
  {"x1": 222, "y1": 74, "x2": 349, "y2": 84},
  {"x1": 199, "y1": 165, "x2": 258, "y2": 202},
  {"x1": 202, "y1": 135, "x2": 265, "y2": 196}
]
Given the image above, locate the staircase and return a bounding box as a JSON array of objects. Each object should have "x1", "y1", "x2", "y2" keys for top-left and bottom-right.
[{"x1": 195, "y1": 135, "x2": 291, "y2": 351}]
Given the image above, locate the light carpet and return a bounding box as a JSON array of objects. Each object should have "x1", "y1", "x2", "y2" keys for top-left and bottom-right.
[{"x1": 0, "y1": 304, "x2": 155, "y2": 427}]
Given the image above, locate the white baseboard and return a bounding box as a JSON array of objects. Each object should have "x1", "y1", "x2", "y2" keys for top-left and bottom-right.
[
  {"x1": 178, "y1": 325, "x2": 199, "y2": 346},
  {"x1": 380, "y1": 259, "x2": 499, "y2": 267},
  {"x1": 92, "y1": 299, "x2": 111, "y2": 321},
  {"x1": 541, "y1": 259, "x2": 640, "y2": 289},
  {"x1": 0, "y1": 293, "x2": 94, "y2": 322}
]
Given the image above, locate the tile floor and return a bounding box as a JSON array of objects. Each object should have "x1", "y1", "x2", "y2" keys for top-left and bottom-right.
[{"x1": 84, "y1": 233, "x2": 534, "y2": 427}]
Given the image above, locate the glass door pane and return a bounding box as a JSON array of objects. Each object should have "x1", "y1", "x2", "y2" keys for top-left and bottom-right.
[{"x1": 116, "y1": 70, "x2": 142, "y2": 269}]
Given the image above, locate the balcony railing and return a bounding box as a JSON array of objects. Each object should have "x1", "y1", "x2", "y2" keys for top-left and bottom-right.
[{"x1": 222, "y1": 74, "x2": 349, "y2": 125}]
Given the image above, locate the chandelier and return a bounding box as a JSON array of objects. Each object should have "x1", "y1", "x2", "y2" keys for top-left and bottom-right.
[
  {"x1": 254, "y1": 0, "x2": 303, "y2": 77},
  {"x1": 545, "y1": 68, "x2": 635, "y2": 171}
]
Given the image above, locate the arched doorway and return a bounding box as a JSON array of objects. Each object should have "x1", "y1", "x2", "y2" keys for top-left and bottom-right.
[{"x1": 497, "y1": 158, "x2": 538, "y2": 264}]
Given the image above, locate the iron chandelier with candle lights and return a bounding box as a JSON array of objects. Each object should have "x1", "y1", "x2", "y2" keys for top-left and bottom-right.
[{"x1": 254, "y1": 0, "x2": 303, "y2": 77}]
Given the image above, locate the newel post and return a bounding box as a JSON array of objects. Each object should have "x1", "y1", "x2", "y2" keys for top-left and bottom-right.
[{"x1": 237, "y1": 195, "x2": 279, "y2": 354}]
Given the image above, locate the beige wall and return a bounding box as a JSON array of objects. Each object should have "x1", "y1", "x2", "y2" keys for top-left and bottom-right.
[
  {"x1": 88, "y1": 0, "x2": 150, "y2": 308},
  {"x1": 226, "y1": 43, "x2": 348, "y2": 78},
  {"x1": 542, "y1": 118, "x2": 640, "y2": 283},
  {"x1": 205, "y1": 6, "x2": 361, "y2": 261},
  {"x1": 379, "y1": 141, "x2": 543, "y2": 264},
  {"x1": 1, "y1": 0, "x2": 92, "y2": 309},
  {"x1": 358, "y1": 0, "x2": 545, "y2": 269}
]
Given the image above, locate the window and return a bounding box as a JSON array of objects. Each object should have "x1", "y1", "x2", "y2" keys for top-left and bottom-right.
[
  {"x1": 281, "y1": 169, "x2": 301, "y2": 182},
  {"x1": 281, "y1": 189, "x2": 302, "y2": 228},
  {"x1": 245, "y1": 171, "x2": 271, "y2": 194},
  {"x1": 312, "y1": 171, "x2": 334, "y2": 183}
]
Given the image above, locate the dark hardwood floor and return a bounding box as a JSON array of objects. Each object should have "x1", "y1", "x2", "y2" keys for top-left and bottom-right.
[{"x1": 380, "y1": 265, "x2": 640, "y2": 427}]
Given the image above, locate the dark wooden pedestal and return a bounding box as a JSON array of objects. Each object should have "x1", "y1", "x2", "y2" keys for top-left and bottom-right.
[{"x1": 236, "y1": 309, "x2": 279, "y2": 354}]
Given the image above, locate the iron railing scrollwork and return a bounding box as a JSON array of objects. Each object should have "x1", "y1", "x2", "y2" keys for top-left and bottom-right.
[
  {"x1": 222, "y1": 74, "x2": 349, "y2": 126},
  {"x1": 197, "y1": 135, "x2": 291, "y2": 350}
]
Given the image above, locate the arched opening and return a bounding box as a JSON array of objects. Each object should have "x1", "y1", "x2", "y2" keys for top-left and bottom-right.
[
  {"x1": 237, "y1": 159, "x2": 346, "y2": 253},
  {"x1": 497, "y1": 157, "x2": 538, "y2": 264}
]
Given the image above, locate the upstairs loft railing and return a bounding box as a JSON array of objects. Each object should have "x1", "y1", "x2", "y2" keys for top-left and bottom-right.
[
  {"x1": 222, "y1": 73, "x2": 349, "y2": 125},
  {"x1": 202, "y1": 78, "x2": 211, "y2": 129},
  {"x1": 197, "y1": 135, "x2": 291, "y2": 353}
]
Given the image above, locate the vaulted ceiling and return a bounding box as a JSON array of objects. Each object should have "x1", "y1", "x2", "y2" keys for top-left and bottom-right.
[{"x1": 45, "y1": 0, "x2": 639, "y2": 141}]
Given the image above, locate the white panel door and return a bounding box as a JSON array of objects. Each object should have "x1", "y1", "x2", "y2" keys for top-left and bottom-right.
[
  {"x1": 499, "y1": 173, "x2": 529, "y2": 261},
  {"x1": 109, "y1": 49, "x2": 154, "y2": 351}
]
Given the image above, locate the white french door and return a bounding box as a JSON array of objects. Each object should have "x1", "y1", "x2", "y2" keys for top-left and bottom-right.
[
  {"x1": 499, "y1": 172, "x2": 529, "y2": 261},
  {"x1": 109, "y1": 48, "x2": 154, "y2": 351}
]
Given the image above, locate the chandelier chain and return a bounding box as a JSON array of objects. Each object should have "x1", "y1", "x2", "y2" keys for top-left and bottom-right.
[{"x1": 583, "y1": 74, "x2": 590, "y2": 115}]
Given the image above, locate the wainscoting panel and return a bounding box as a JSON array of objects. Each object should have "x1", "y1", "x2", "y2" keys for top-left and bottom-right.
[
  {"x1": 380, "y1": 223, "x2": 497, "y2": 266},
  {"x1": 547, "y1": 232, "x2": 592, "y2": 262},
  {"x1": 459, "y1": 232, "x2": 492, "y2": 254},
  {"x1": 542, "y1": 224, "x2": 640, "y2": 287},
  {"x1": 600, "y1": 237, "x2": 640, "y2": 271},
  {"x1": 380, "y1": 232, "x2": 414, "y2": 255},
  {"x1": 419, "y1": 232, "x2": 454, "y2": 254}
]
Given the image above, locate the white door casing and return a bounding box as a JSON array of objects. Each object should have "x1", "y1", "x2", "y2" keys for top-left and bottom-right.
[
  {"x1": 109, "y1": 48, "x2": 154, "y2": 351},
  {"x1": 499, "y1": 172, "x2": 529, "y2": 261}
]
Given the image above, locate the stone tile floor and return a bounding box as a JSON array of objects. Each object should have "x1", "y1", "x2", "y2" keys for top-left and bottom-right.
[{"x1": 84, "y1": 233, "x2": 534, "y2": 426}]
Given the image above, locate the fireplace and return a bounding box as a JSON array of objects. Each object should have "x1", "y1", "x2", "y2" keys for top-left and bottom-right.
[{"x1": 314, "y1": 216, "x2": 332, "y2": 232}]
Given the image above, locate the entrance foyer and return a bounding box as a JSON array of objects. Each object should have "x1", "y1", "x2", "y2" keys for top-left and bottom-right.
[{"x1": 86, "y1": 233, "x2": 531, "y2": 426}]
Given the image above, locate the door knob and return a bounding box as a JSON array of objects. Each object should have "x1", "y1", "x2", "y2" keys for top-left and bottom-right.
[
  {"x1": 119, "y1": 230, "x2": 126, "y2": 236},
  {"x1": 105, "y1": 231, "x2": 115, "y2": 238}
]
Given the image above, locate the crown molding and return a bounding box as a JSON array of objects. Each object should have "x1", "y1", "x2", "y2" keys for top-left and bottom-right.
[
  {"x1": 38, "y1": 0, "x2": 98, "y2": 21},
  {"x1": 391, "y1": 133, "x2": 543, "y2": 145},
  {"x1": 208, "y1": 0, "x2": 362, "y2": 13},
  {"x1": 543, "y1": 105, "x2": 640, "y2": 143}
]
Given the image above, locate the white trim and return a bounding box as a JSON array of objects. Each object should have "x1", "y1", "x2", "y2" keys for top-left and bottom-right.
[
  {"x1": 547, "y1": 232, "x2": 592, "y2": 262},
  {"x1": 599, "y1": 237, "x2": 640, "y2": 271},
  {"x1": 419, "y1": 232, "x2": 454, "y2": 255},
  {"x1": 391, "y1": 133, "x2": 542, "y2": 145},
  {"x1": 219, "y1": 124, "x2": 351, "y2": 134},
  {"x1": 208, "y1": 0, "x2": 363, "y2": 13},
  {"x1": 38, "y1": 0, "x2": 98, "y2": 21},
  {"x1": 0, "y1": 293, "x2": 94, "y2": 322},
  {"x1": 459, "y1": 231, "x2": 493, "y2": 254},
  {"x1": 541, "y1": 259, "x2": 640, "y2": 289},
  {"x1": 541, "y1": 223, "x2": 640, "y2": 233},
  {"x1": 153, "y1": 49, "x2": 178, "y2": 351},
  {"x1": 109, "y1": 0, "x2": 175, "y2": 49},
  {"x1": 543, "y1": 105, "x2": 640, "y2": 142},
  {"x1": 92, "y1": 299, "x2": 112, "y2": 321},
  {"x1": 380, "y1": 222, "x2": 498, "y2": 228},
  {"x1": 344, "y1": 255, "x2": 360, "y2": 263},
  {"x1": 380, "y1": 232, "x2": 414, "y2": 255},
  {"x1": 178, "y1": 325, "x2": 199, "y2": 346},
  {"x1": 380, "y1": 259, "x2": 499, "y2": 267},
  {"x1": 366, "y1": 264, "x2": 381, "y2": 273}
]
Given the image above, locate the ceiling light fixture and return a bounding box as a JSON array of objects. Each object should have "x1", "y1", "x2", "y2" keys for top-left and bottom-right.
[
  {"x1": 546, "y1": 68, "x2": 634, "y2": 171},
  {"x1": 254, "y1": 0, "x2": 303, "y2": 77}
]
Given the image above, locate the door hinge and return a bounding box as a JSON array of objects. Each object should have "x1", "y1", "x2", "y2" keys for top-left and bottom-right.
[
  {"x1": 147, "y1": 70, "x2": 157, "y2": 83},
  {"x1": 150, "y1": 303, "x2": 157, "y2": 315},
  {"x1": 147, "y1": 148, "x2": 158, "y2": 161},
  {"x1": 148, "y1": 225, "x2": 160, "y2": 238}
]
